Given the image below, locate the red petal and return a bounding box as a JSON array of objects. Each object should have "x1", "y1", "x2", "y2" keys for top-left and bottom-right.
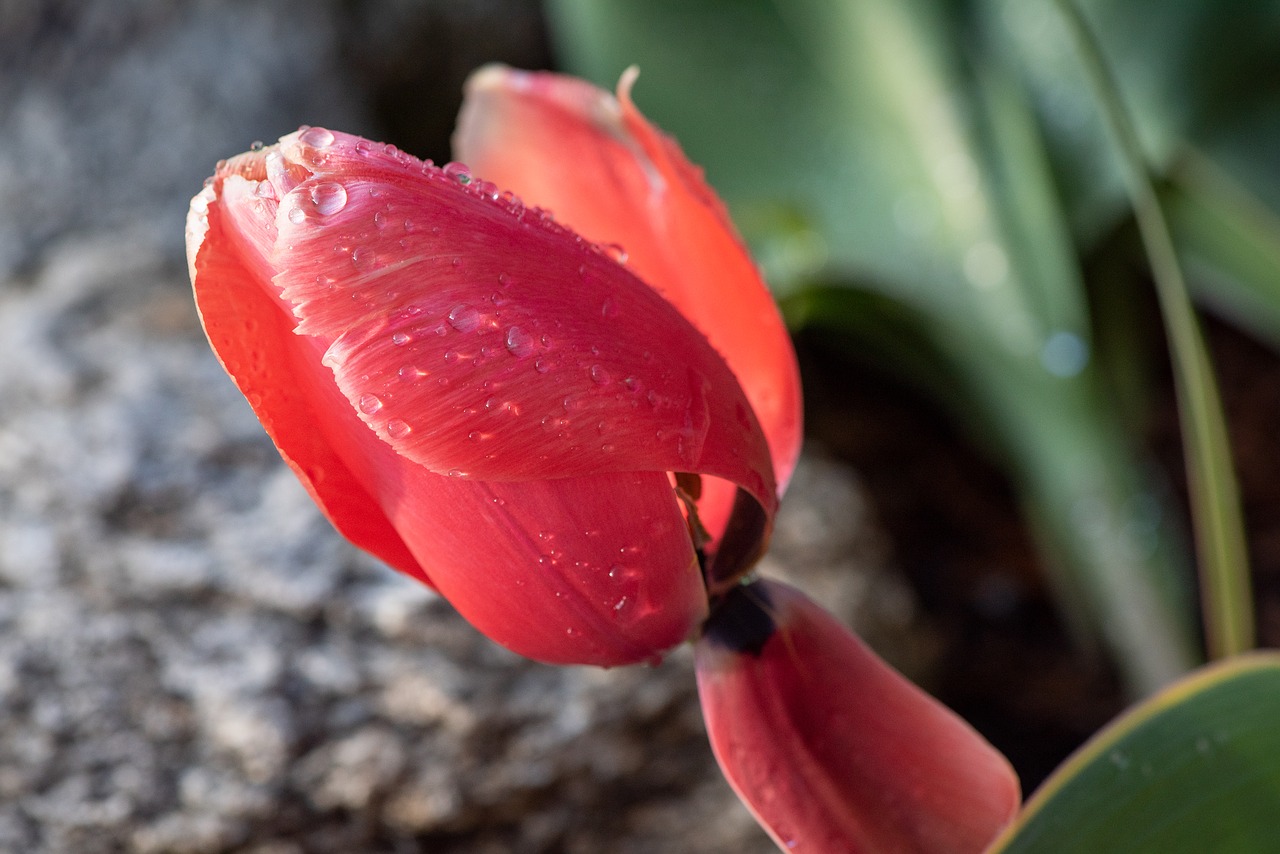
[
  {"x1": 189, "y1": 167, "x2": 424, "y2": 582},
  {"x1": 454, "y1": 65, "x2": 803, "y2": 518},
  {"x1": 264, "y1": 129, "x2": 776, "y2": 520},
  {"x1": 696, "y1": 580, "x2": 1021, "y2": 853},
  {"x1": 388, "y1": 469, "x2": 705, "y2": 665}
]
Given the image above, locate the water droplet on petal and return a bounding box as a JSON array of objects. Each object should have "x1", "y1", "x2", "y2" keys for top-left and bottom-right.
[
  {"x1": 249, "y1": 140, "x2": 265, "y2": 152},
  {"x1": 590, "y1": 364, "x2": 611, "y2": 385},
  {"x1": 600, "y1": 297, "x2": 617, "y2": 318},
  {"x1": 310, "y1": 182, "x2": 347, "y2": 216},
  {"x1": 391, "y1": 332, "x2": 411, "y2": 346},
  {"x1": 443, "y1": 350, "x2": 459, "y2": 364},
  {"x1": 534, "y1": 358, "x2": 549, "y2": 374},
  {"x1": 351, "y1": 246, "x2": 375, "y2": 271},
  {"x1": 354, "y1": 139, "x2": 372, "y2": 156},
  {"x1": 358, "y1": 393, "x2": 383, "y2": 414},
  {"x1": 299, "y1": 127, "x2": 335, "y2": 149},
  {"x1": 504, "y1": 326, "x2": 533, "y2": 358},
  {"x1": 287, "y1": 206, "x2": 306, "y2": 225},
  {"x1": 447, "y1": 305, "x2": 479, "y2": 332},
  {"x1": 387, "y1": 419, "x2": 412, "y2": 439},
  {"x1": 442, "y1": 161, "x2": 472, "y2": 184}
]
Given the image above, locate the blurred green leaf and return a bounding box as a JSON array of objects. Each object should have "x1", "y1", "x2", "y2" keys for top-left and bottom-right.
[
  {"x1": 547, "y1": 0, "x2": 1200, "y2": 692},
  {"x1": 990, "y1": 653, "x2": 1280, "y2": 854},
  {"x1": 1165, "y1": 153, "x2": 1280, "y2": 351}
]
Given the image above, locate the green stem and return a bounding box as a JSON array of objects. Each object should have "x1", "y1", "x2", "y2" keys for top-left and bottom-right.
[{"x1": 1054, "y1": 0, "x2": 1253, "y2": 659}]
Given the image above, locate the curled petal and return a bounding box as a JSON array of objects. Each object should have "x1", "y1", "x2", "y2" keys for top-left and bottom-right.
[
  {"x1": 264, "y1": 129, "x2": 776, "y2": 519},
  {"x1": 695, "y1": 580, "x2": 1021, "y2": 853},
  {"x1": 455, "y1": 65, "x2": 803, "y2": 536}
]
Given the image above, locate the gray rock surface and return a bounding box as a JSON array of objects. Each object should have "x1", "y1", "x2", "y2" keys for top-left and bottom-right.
[{"x1": 0, "y1": 2, "x2": 923, "y2": 851}]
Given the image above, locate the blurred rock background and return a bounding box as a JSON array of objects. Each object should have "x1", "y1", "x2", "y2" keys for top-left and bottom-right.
[{"x1": 0, "y1": 2, "x2": 924, "y2": 851}]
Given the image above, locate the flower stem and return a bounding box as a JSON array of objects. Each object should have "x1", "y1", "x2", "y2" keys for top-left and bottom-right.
[{"x1": 1054, "y1": 0, "x2": 1254, "y2": 659}]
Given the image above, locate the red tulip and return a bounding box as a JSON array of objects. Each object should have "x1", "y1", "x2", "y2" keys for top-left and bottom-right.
[
  {"x1": 186, "y1": 69, "x2": 799, "y2": 665},
  {"x1": 696, "y1": 579, "x2": 1021, "y2": 853}
]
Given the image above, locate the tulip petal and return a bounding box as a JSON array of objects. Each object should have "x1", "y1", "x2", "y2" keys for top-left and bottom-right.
[
  {"x1": 189, "y1": 168, "x2": 424, "y2": 581},
  {"x1": 387, "y1": 468, "x2": 705, "y2": 665},
  {"x1": 696, "y1": 580, "x2": 1021, "y2": 853},
  {"x1": 455, "y1": 65, "x2": 803, "y2": 503},
  {"x1": 260, "y1": 129, "x2": 776, "y2": 525},
  {"x1": 190, "y1": 138, "x2": 711, "y2": 664}
]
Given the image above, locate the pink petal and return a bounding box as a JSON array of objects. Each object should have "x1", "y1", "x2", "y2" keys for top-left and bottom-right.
[
  {"x1": 696, "y1": 580, "x2": 1021, "y2": 853},
  {"x1": 454, "y1": 65, "x2": 803, "y2": 526},
  {"x1": 188, "y1": 134, "x2": 717, "y2": 664}
]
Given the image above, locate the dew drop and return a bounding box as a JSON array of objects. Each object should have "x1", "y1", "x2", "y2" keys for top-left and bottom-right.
[
  {"x1": 391, "y1": 332, "x2": 411, "y2": 346},
  {"x1": 613, "y1": 596, "x2": 629, "y2": 613},
  {"x1": 534, "y1": 358, "x2": 549, "y2": 374},
  {"x1": 397, "y1": 365, "x2": 422, "y2": 381},
  {"x1": 373, "y1": 210, "x2": 388, "y2": 230},
  {"x1": 446, "y1": 468, "x2": 465, "y2": 477},
  {"x1": 442, "y1": 161, "x2": 473, "y2": 184},
  {"x1": 287, "y1": 206, "x2": 306, "y2": 225},
  {"x1": 590, "y1": 364, "x2": 611, "y2": 385},
  {"x1": 504, "y1": 326, "x2": 533, "y2": 358},
  {"x1": 354, "y1": 139, "x2": 372, "y2": 156},
  {"x1": 249, "y1": 140, "x2": 265, "y2": 152},
  {"x1": 358, "y1": 393, "x2": 383, "y2": 414},
  {"x1": 443, "y1": 350, "x2": 459, "y2": 364},
  {"x1": 447, "y1": 305, "x2": 479, "y2": 332},
  {"x1": 310, "y1": 182, "x2": 347, "y2": 216},
  {"x1": 601, "y1": 243, "x2": 629, "y2": 264},
  {"x1": 600, "y1": 296, "x2": 617, "y2": 317},
  {"x1": 298, "y1": 126, "x2": 335, "y2": 149}
]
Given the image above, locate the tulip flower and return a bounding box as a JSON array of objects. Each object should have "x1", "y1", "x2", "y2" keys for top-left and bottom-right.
[
  {"x1": 187, "y1": 67, "x2": 796, "y2": 666},
  {"x1": 697, "y1": 579, "x2": 1021, "y2": 852},
  {"x1": 188, "y1": 64, "x2": 1018, "y2": 851}
]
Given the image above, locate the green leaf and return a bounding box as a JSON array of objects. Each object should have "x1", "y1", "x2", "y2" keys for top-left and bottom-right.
[
  {"x1": 991, "y1": 653, "x2": 1280, "y2": 854},
  {"x1": 1164, "y1": 153, "x2": 1280, "y2": 352}
]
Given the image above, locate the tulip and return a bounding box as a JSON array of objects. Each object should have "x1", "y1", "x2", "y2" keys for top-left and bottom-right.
[
  {"x1": 189, "y1": 65, "x2": 1019, "y2": 851},
  {"x1": 186, "y1": 67, "x2": 798, "y2": 666},
  {"x1": 696, "y1": 579, "x2": 1021, "y2": 852}
]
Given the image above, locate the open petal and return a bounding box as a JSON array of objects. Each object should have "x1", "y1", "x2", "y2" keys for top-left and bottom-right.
[
  {"x1": 696, "y1": 580, "x2": 1021, "y2": 853},
  {"x1": 456, "y1": 66, "x2": 803, "y2": 502}
]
